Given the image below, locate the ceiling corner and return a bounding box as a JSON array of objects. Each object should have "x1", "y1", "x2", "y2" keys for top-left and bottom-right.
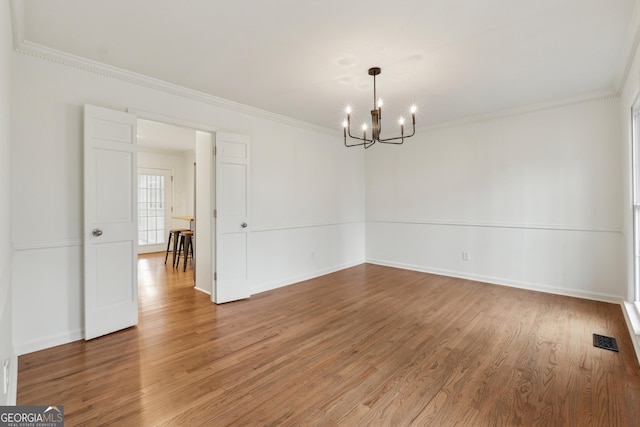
[
  {"x1": 615, "y1": 0, "x2": 640, "y2": 91},
  {"x1": 9, "y1": 0, "x2": 25, "y2": 51}
]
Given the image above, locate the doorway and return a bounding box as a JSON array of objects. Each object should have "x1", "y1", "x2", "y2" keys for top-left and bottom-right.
[
  {"x1": 136, "y1": 117, "x2": 215, "y2": 295},
  {"x1": 84, "y1": 105, "x2": 249, "y2": 341}
]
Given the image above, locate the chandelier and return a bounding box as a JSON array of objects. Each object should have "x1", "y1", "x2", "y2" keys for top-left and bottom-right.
[{"x1": 343, "y1": 67, "x2": 416, "y2": 149}]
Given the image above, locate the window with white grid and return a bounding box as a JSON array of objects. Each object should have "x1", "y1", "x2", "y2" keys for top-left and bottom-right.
[
  {"x1": 632, "y1": 104, "x2": 640, "y2": 307},
  {"x1": 138, "y1": 174, "x2": 166, "y2": 246}
]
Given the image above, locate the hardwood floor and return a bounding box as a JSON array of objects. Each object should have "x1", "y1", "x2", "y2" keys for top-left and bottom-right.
[{"x1": 18, "y1": 254, "x2": 640, "y2": 426}]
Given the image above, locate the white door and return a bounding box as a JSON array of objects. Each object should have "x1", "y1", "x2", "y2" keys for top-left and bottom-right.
[
  {"x1": 84, "y1": 104, "x2": 138, "y2": 340},
  {"x1": 215, "y1": 132, "x2": 251, "y2": 303}
]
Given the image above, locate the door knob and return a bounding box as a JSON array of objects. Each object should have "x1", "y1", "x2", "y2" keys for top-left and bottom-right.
[
  {"x1": 241, "y1": 222, "x2": 248, "y2": 228},
  {"x1": 92, "y1": 228, "x2": 103, "y2": 237}
]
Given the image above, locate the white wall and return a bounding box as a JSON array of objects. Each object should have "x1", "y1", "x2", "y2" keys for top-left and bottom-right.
[
  {"x1": 250, "y1": 120, "x2": 366, "y2": 292},
  {"x1": 0, "y1": 0, "x2": 16, "y2": 405},
  {"x1": 366, "y1": 96, "x2": 624, "y2": 301},
  {"x1": 11, "y1": 52, "x2": 365, "y2": 354}
]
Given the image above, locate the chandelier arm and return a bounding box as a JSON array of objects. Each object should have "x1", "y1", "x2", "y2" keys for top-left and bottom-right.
[
  {"x1": 345, "y1": 140, "x2": 366, "y2": 147},
  {"x1": 377, "y1": 122, "x2": 416, "y2": 143},
  {"x1": 344, "y1": 130, "x2": 376, "y2": 148},
  {"x1": 346, "y1": 125, "x2": 373, "y2": 144},
  {"x1": 344, "y1": 130, "x2": 373, "y2": 148},
  {"x1": 404, "y1": 122, "x2": 416, "y2": 138},
  {"x1": 378, "y1": 134, "x2": 413, "y2": 143}
]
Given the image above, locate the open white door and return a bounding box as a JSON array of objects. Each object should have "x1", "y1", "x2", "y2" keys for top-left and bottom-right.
[
  {"x1": 215, "y1": 132, "x2": 251, "y2": 303},
  {"x1": 84, "y1": 104, "x2": 138, "y2": 340},
  {"x1": 195, "y1": 131, "x2": 214, "y2": 294}
]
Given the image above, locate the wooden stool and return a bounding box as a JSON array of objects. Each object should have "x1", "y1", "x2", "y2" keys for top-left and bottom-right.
[
  {"x1": 164, "y1": 229, "x2": 189, "y2": 266},
  {"x1": 175, "y1": 231, "x2": 194, "y2": 271}
]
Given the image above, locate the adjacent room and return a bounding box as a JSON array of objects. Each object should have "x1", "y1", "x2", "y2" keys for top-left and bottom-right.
[{"x1": 2, "y1": 0, "x2": 640, "y2": 425}]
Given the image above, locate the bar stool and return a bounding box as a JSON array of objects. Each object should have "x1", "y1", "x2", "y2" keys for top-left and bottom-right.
[
  {"x1": 164, "y1": 229, "x2": 189, "y2": 266},
  {"x1": 175, "y1": 231, "x2": 194, "y2": 271}
]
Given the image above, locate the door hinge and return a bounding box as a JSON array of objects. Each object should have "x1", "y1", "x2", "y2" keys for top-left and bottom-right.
[
  {"x1": 171, "y1": 175, "x2": 174, "y2": 182},
  {"x1": 214, "y1": 146, "x2": 217, "y2": 156},
  {"x1": 214, "y1": 272, "x2": 217, "y2": 281},
  {"x1": 171, "y1": 206, "x2": 174, "y2": 213},
  {"x1": 213, "y1": 209, "x2": 217, "y2": 218}
]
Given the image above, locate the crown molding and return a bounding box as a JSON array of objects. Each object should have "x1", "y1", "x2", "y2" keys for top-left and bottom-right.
[
  {"x1": 14, "y1": 40, "x2": 335, "y2": 136},
  {"x1": 616, "y1": 0, "x2": 640, "y2": 92},
  {"x1": 418, "y1": 91, "x2": 620, "y2": 133},
  {"x1": 9, "y1": 0, "x2": 335, "y2": 136},
  {"x1": 9, "y1": 0, "x2": 629, "y2": 139}
]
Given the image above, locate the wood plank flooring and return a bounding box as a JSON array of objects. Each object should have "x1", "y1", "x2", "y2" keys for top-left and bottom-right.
[{"x1": 17, "y1": 254, "x2": 640, "y2": 426}]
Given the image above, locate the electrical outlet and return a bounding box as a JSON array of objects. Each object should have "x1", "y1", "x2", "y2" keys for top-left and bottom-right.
[{"x1": 462, "y1": 251, "x2": 470, "y2": 261}]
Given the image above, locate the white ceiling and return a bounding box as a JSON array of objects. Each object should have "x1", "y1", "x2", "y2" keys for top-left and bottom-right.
[{"x1": 15, "y1": 0, "x2": 639, "y2": 130}]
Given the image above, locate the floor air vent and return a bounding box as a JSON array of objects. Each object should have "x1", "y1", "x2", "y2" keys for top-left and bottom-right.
[{"x1": 593, "y1": 334, "x2": 619, "y2": 352}]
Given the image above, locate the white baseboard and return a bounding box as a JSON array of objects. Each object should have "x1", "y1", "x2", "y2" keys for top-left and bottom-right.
[
  {"x1": 15, "y1": 329, "x2": 84, "y2": 356},
  {"x1": 366, "y1": 258, "x2": 640, "y2": 365},
  {"x1": 194, "y1": 286, "x2": 211, "y2": 296},
  {"x1": 19, "y1": 259, "x2": 635, "y2": 367},
  {"x1": 251, "y1": 259, "x2": 365, "y2": 295},
  {"x1": 14, "y1": 261, "x2": 365, "y2": 355},
  {"x1": 365, "y1": 258, "x2": 623, "y2": 303}
]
